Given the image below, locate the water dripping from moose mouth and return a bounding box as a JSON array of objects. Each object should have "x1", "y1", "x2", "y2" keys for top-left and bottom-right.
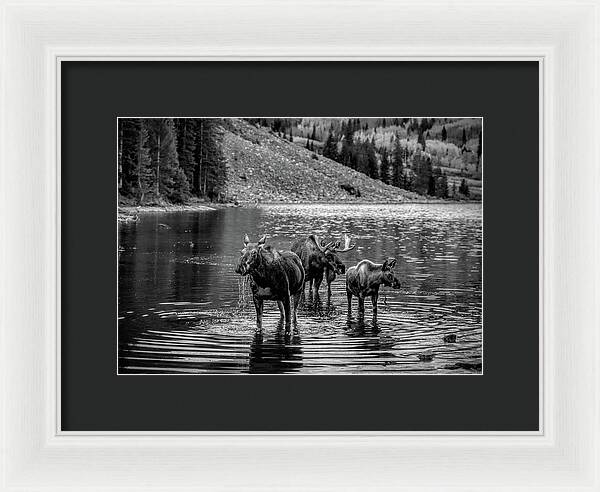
[{"x1": 118, "y1": 204, "x2": 482, "y2": 374}]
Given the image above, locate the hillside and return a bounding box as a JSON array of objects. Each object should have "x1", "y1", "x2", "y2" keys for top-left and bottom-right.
[{"x1": 221, "y1": 119, "x2": 422, "y2": 204}]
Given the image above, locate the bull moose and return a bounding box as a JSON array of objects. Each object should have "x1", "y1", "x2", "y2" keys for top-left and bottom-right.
[
  {"x1": 346, "y1": 258, "x2": 402, "y2": 316},
  {"x1": 291, "y1": 234, "x2": 355, "y2": 297},
  {"x1": 235, "y1": 234, "x2": 305, "y2": 331},
  {"x1": 323, "y1": 235, "x2": 356, "y2": 297}
]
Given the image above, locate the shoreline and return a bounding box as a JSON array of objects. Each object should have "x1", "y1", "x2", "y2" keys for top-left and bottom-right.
[
  {"x1": 251, "y1": 199, "x2": 480, "y2": 206},
  {"x1": 118, "y1": 199, "x2": 480, "y2": 220},
  {"x1": 118, "y1": 204, "x2": 216, "y2": 222},
  {"x1": 119, "y1": 204, "x2": 217, "y2": 214}
]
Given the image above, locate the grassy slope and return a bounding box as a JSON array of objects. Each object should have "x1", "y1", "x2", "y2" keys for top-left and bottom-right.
[{"x1": 221, "y1": 119, "x2": 423, "y2": 204}]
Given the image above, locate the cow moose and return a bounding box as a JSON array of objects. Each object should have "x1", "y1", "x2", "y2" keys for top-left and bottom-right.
[
  {"x1": 235, "y1": 234, "x2": 305, "y2": 331},
  {"x1": 291, "y1": 234, "x2": 355, "y2": 298},
  {"x1": 346, "y1": 258, "x2": 402, "y2": 316}
]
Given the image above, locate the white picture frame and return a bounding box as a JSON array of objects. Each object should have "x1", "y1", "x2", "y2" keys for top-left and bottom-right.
[{"x1": 1, "y1": 0, "x2": 598, "y2": 490}]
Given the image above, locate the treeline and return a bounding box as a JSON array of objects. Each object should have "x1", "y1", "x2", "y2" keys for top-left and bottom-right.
[
  {"x1": 254, "y1": 118, "x2": 481, "y2": 199},
  {"x1": 254, "y1": 117, "x2": 481, "y2": 150},
  {"x1": 118, "y1": 118, "x2": 226, "y2": 204},
  {"x1": 324, "y1": 119, "x2": 454, "y2": 197}
]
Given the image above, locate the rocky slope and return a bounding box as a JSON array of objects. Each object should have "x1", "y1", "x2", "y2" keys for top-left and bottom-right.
[{"x1": 221, "y1": 119, "x2": 422, "y2": 204}]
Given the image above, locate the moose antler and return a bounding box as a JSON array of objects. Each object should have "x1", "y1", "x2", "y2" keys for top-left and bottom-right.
[
  {"x1": 333, "y1": 234, "x2": 356, "y2": 253},
  {"x1": 312, "y1": 234, "x2": 333, "y2": 253}
]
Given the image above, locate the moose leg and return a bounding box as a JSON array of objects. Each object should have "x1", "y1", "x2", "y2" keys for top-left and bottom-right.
[
  {"x1": 277, "y1": 301, "x2": 285, "y2": 320},
  {"x1": 306, "y1": 279, "x2": 314, "y2": 304},
  {"x1": 253, "y1": 297, "x2": 264, "y2": 331},
  {"x1": 346, "y1": 289, "x2": 353, "y2": 313},
  {"x1": 326, "y1": 270, "x2": 335, "y2": 298},
  {"x1": 303, "y1": 279, "x2": 312, "y2": 304},
  {"x1": 282, "y1": 294, "x2": 292, "y2": 332},
  {"x1": 313, "y1": 274, "x2": 323, "y2": 297},
  {"x1": 292, "y1": 292, "x2": 301, "y2": 325},
  {"x1": 371, "y1": 293, "x2": 379, "y2": 318},
  {"x1": 357, "y1": 296, "x2": 365, "y2": 316}
]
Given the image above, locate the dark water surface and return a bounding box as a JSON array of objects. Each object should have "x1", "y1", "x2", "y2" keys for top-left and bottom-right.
[{"x1": 118, "y1": 204, "x2": 482, "y2": 374}]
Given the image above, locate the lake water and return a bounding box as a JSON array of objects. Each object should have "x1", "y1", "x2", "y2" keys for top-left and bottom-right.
[{"x1": 118, "y1": 203, "x2": 482, "y2": 374}]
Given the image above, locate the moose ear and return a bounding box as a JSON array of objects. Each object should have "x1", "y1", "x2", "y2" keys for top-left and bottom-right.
[
  {"x1": 383, "y1": 258, "x2": 397, "y2": 270},
  {"x1": 243, "y1": 234, "x2": 250, "y2": 245},
  {"x1": 258, "y1": 235, "x2": 266, "y2": 245}
]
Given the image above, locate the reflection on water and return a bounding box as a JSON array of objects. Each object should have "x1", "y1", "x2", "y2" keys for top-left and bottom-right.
[
  {"x1": 118, "y1": 204, "x2": 482, "y2": 374},
  {"x1": 249, "y1": 326, "x2": 303, "y2": 374}
]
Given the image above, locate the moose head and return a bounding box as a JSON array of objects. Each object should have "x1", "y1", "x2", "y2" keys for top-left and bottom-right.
[
  {"x1": 235, "y1": 234, "x2": 271, "y2": 276},
  {"x1": 380, "y1": 258, "x2": 401, "y2": 288},
  {"x1": 313, "y1": 234, "x2": 355, "y2": 274}
]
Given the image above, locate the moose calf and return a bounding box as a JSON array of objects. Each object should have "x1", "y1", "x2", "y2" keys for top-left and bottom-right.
[{"x1": 346, "y1": 258, "x2": 401, "y2": 316}]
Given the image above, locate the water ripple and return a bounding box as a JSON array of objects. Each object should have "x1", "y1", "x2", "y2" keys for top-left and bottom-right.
[{"x1": 118, "y1": 204, "x2": 482, "y2": 374}]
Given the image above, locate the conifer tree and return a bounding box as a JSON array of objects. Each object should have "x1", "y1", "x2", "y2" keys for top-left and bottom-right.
[
  {"x1": 340, "y1": 120, "x2": 355, "y2": 168},
  {"x1": 431, "y1": 167, "x2": 444, "y2": 197},
  {"x1": 412, "y1": 151, "x2": 433, "y2": 195},
  {"x1": 380, "y1": 148, "x2": 390, "y2": 184},
  {"x1": 322, "y1": 132, "x2": 338, "y2": 161},
  {"x1": 352, "y1": 142, "x2": 367, "y2": 174},
  {"x1": 459, "y1": 178, "x2": 470, "y2": 197},
  {"x1": 428, "y1": 174, "x2": 436, "y2": 196},
  {"x1": 195, "y1": 119, "x2": 226, "y2": 200},
  {"x1": 437, "y1": 171, "x2": 449, "y2": 198},
  {"x1": 118, "y1": 119, "x2": 155, "y2": 204},
  {"x1": 175, "y1": 119, "x2": 197, "y2": 188},
  {"x1": 366, "y1": 140, "x2": 378, "y2": 179},
  {"x1": 119, "y1": 119, "x2": 143, "y2": 198},
  {"x1": 135, "y1": 122, "x2": 154, "y2": 204},
  {"x1": 418, "y1": 128, "x2": 426, "y2": 151},
  {"x1": 145, "y1": 118, "x2": 182, "y2": 201},
  {"x1": 441, "y1": 125, "x2": 447, "y2": 141},
  {"x1": 477, "y1": 131, "x2": 482, "y2": 172},
  {"x1": 392, "y1": 136, "x2": 404, "y2": 188}
]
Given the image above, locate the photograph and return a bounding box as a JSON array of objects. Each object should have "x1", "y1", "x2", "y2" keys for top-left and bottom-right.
[{"x1": 117, "y1": 117, "x2": 482, "y2": 374}]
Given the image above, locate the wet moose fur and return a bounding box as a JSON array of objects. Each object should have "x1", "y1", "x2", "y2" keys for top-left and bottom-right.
[
  {"x1": 291, "y1": 234, "x2": 354, "y2": 297},
  {"x1": 346, "y1": 258, "x2": 401, "y2": 316},
  {"x1": 235, "y1": 235, "x2": 305, "y2": 331}
]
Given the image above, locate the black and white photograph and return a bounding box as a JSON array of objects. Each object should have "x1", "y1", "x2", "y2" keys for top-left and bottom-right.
[{"x1": 118, "y1": 117, "x2": 482, "y2": 374}]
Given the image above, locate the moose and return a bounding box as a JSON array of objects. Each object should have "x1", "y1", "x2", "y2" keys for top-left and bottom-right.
[
  {"x1": 346, "y1": 258, "x2": 402, "y2": 316},
  {"x1": 291, "y1": 234, "x2": 355, "y2": 298},
  {"x1": 323, "y1": 235, "x2": 357, "y2": 296},
  {"x1": 235, "y1": 234, "x2": 305, "y2": 331}
]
